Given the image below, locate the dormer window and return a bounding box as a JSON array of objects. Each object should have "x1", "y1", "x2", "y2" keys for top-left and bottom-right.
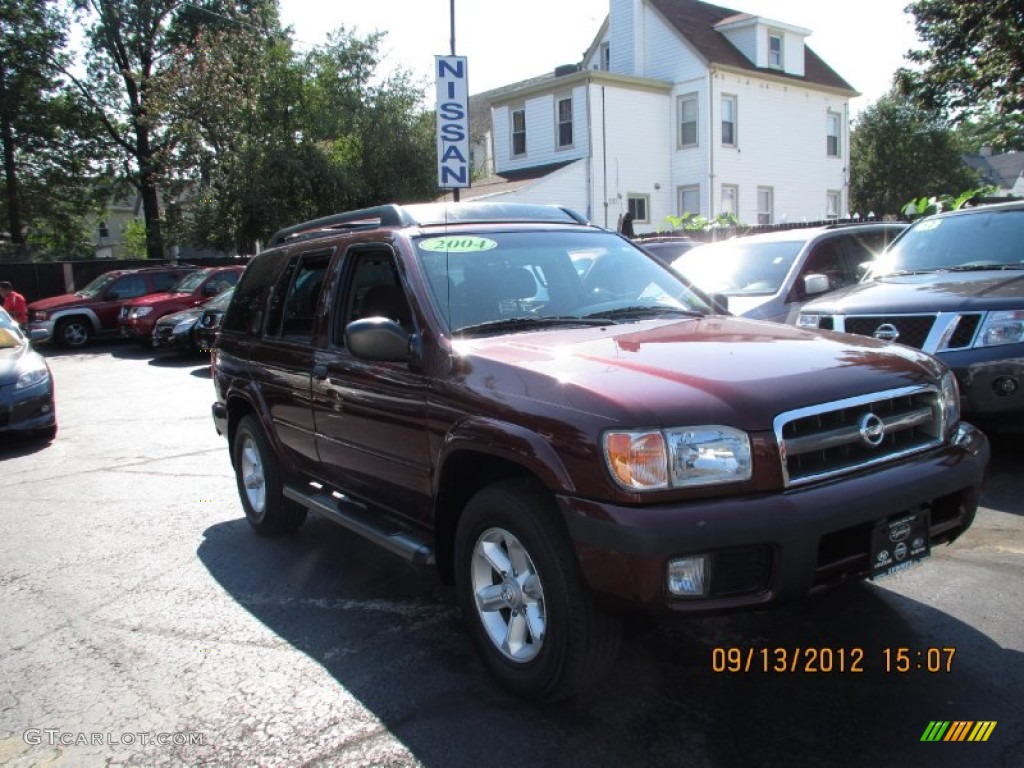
[{"x1": 768, "y1": 32, "x2": 783, "y2": 69}]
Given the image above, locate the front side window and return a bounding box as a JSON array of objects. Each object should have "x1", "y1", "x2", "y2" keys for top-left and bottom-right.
[
  {"x1": 827, "y1": 111, "x2": 841, "y2": 157},
  {"x1": 757, "y1": 187, "x2": 773, "y2": 225},
  {"x1": 336, "y1": 249, "x2": 413, "y2": 343},
  {"x1": 110, "y1": 275, "x2": 147, "y2": 300},
  {"x1": 721, "y1": 95, "x2": 737, "y2": 147},
  {"x1": 511, "y1": 108, "x2": 527, "y2": 156},
  {"x1": 679, "y1": 185, "x2": 700, "y2": 217},
  {"x1": 556, "y1": 97, "x2": 573, "y2": 149},
  {"x1": 768, "y1": 33, "x2": 783, "y2": 68},
  {"x1": 153, "y1": 272, "x2": 185, "y2": 292},
  {"x1": 678, "y1": 93, "x2": 698, "y2": 148}
]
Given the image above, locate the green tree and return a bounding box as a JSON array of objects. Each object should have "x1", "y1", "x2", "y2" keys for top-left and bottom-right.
[
  {"x1": 898, "y1": 0, "x2": 1024, "y2": 151},
  {"x1": 849, "y1": 92, "x2": 979, "y2": 217},
  {"x1": 1, "y1": 0, "x2": 108, "y2": 254},
  {"x1": 67, "y1": 0, "x2": 278, "y2": 259}
]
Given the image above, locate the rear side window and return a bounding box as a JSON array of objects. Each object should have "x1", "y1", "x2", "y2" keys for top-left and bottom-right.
[
  {"x1": 222, "y1": 252, "x2": 288, "y2": 336},
  {"x1": 267, "y1": 252, "x2": 330, "y2": 342},
  {"x1": 152, "y1": 272, "x2": 183, "y2": 292}
]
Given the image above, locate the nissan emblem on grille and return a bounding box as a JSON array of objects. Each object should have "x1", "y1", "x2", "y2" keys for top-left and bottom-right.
[
  {"x1": 859, "y1": 412, "x2": 886, "y2": 447},
  {"x1": 872, "y1": 323, "x2": 900, "y2": 342}
]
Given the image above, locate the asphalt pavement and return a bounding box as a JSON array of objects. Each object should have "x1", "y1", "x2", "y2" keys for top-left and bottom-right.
[{"x1": 0, "y1": 342, "x2": 1021, "y2": 767}]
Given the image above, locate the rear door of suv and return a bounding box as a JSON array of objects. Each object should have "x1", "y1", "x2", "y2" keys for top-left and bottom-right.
[{"x1": 310, "y1": 244, "x2": 432, "y2": 524}]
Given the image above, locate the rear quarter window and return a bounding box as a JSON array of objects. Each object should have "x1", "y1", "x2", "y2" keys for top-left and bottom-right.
[{"x1": 222, "y1": 252, "x2": 289, "y2": 336}]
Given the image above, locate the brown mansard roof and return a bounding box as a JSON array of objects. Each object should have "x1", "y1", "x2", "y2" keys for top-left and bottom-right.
[{"x1": 648, "y1": 0, "x2": 857, "y2": 94}]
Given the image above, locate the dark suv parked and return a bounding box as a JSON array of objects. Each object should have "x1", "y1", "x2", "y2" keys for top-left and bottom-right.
[
  {"x1": 28, "y1": 265, "x2": 195, "y2": 348},
  {"x1": 211, "y1": 202, "x2": 988, "y2": 700},
  {"x1": 799, "y1": 201, "x2": 1024, "y2": 432}
]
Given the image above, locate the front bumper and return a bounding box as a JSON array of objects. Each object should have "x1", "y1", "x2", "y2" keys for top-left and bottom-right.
[
  {"x1": 940, "y1": 345, "x2": 1024, "y2": 430},
  {"x1": 27, "y1": 320, "x2": 54, "y2": 344},
  {"x1": 0, "y1": 382, "x2": 57, "y2": 434},
  {"x1": 561, "y1": 423, "x2": 989, "y2": 616}
]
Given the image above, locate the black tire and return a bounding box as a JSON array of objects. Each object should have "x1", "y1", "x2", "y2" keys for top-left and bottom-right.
[
  {"x1": 55, "y1": 317, "x2": 91, "y2": 348},
  {"x1": 454, "y1": 478, "x2": 622, "y2": 701},
  {"x1": 232, "y1": 414, "x2": 307, "y2": 536}
]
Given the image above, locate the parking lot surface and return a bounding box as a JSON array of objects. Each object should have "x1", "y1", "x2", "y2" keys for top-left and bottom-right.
[{"x1": 1, "y1": 342, "x2": 1022, "y2": 767}]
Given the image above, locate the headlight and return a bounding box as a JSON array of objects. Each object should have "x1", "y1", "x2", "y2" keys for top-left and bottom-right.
[
  {"x1": 975, "y1": 310, "x2": 1024, "y2": 347},
  {"x1": 604, "y1": 426, "x2": 752, "y2": 491},
  {"x1": 132, "y1": 307, "x2": 153, "y2": 318},
  {"x1": 797, "y1": 314, "x2": 820, "y2": 328},
  {"x1": 939, "y1": 370, "x2": 960, "y2": 435},
  {"x1": 33, "y1": 311, "x2": 47, "y2": 321},
  {"x1": 16, "y1": 368, "x2": 50, "y2": 389}
]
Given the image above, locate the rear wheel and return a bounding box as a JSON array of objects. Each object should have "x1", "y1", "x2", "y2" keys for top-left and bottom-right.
[
  {"x1": 454, "y1": 479, "x2": 622, "y2": 701},
  {"x1": 232, "y1": 415, "x2": 307, "y2": 536},
  {"x1": 55, "y1": 317, "x2": 91, "y2": 348}
]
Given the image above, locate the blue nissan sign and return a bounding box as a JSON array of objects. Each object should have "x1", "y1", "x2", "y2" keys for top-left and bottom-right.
[{"x1": 435, "y1": 56, "x2": 470, "y2": 189}]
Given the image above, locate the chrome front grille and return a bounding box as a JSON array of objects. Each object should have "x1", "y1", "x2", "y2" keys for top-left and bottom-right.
[{"x1": 775, "y1": 386, "x2": 944, "y2": 487}]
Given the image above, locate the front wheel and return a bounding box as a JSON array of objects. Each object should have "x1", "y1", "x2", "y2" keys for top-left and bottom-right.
[
  {"x1": 454, "y1": 479, "x2": 621, "y2": 701},
  {"x1": 55, "y1": 317, "x2": 91, "y2": 348},
  {"x1": 232, "y1": 415, "x2": 307, "y2": 536}
]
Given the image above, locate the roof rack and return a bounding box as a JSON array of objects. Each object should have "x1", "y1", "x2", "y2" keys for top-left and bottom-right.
[{"x1": 267, "y1": 202, "x2": 590, "y2": 248}]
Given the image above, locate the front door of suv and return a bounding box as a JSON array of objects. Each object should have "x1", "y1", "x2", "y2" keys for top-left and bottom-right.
[{"x1": 311, "y1": 246, "x2": 432, "y2": 524}]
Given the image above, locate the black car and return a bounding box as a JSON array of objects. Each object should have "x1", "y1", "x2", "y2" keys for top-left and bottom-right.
[
  {"x1": 0, "y1": 308, "x2": 57, "y2": 441},
  {"x1": 799, "y1": 200, "x2": 1024, "y2": 432},
  {"x1": 151, "y1": 305, "x2": 205, "y2": 352},
  {"x1": 193, "y1": 287, "x2": 235, "y2": 353}
]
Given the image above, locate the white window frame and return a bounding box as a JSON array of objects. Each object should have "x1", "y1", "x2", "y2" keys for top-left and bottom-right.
[
  {"x1": 720, "y1": 185, "x2": 738, "y2": 217},
  {"x1": 555, "y1": 96, "x2": 573, "y2": 150},
  {"x1": 826, "y1": 110, "x2": 841, "y2": 158},
  {"x1": 757, "y1": 187, "x2": 773, "y2": 225},
  {"x1": 678, "y1": 185, "x2": 701, "y2": 217},
  {"x1": 721, "y1": 94, "x2": 737, "y2": 147},
  {"x1": 768, "y1": 32, "x2": 784, "y2": 69},
  {"x1": 678, "y1": 93, "x2": 699, "y2": 149},
  {"x1": 826, "y1": 190, "x2": 841, "y2": 220},
  {"x1": 627, "y1": 194, "x2": 650, "y2": 224},
  {"x1": 511, "y1": 107, "x2": 527, "y2": 157}
]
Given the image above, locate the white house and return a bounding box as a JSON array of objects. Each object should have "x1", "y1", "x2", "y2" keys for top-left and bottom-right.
[{"x1": 454, "y1": 0, "x2": 858, "y2": 234}]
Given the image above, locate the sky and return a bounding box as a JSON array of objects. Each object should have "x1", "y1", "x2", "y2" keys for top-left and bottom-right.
[{"x1": 277, "y1": 0, "x2": 921, "y2": 119}]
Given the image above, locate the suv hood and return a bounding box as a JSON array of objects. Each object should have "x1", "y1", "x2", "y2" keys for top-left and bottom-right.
[
  {"x1": 804, "y1": 270, "x2": 1024, "y2": 315},
  {"x1": 29, "y1": 293, "x2": 97, "y2": 311},
  {"x1": 456, "y1": 317, "x2": 943, "y2": 432}
]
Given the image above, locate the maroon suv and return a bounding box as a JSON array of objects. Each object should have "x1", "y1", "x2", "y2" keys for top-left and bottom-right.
[
  {"x1": 28, "y1": 265, "x2": 195, "y2": 348},
  {"x1": 119, "y1": 266, "x2": 244, "y2": 342},
  {"x1": 211, "y1": 202, "x2": 989, "y2": 701}
]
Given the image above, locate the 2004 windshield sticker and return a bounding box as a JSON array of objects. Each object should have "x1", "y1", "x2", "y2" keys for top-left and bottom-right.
[{"x1": 419, "y1": 236, "x2": 498, "y2": 253}]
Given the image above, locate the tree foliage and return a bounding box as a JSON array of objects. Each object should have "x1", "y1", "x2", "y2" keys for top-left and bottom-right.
[
  {"x1": 1, "y1": 0, "x2": 109, "y2": 254},
  {"x1": 898, "y1": 0, "x2": 1024, "y2": 151},
  {"x1": 849, "y1": 92, "x2": 979, "y2": 217}
]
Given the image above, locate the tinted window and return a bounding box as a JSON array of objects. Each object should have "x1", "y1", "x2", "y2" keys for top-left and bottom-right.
[
  {"x1": 110, "y1": 275, "x2": 147, "y2": 299},
  {"x1": 336, "y1": 249, "x2": 412, "y2": 343},
  {"x1": 223, "y1": 252, "x2": 287, "y2": 335},
  {"x1": 154, "y1": 271, "x2": 187, "y2": 292},
  {"x1": 269, "y1": 252, "x2": 329, "y2": 341}
]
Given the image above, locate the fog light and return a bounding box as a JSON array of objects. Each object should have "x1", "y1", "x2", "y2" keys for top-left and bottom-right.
[
  {"x1": 667, "y1": 556, "x2": 708, "y2": 597},
  {"x1": 992, "y1": 376, "x2": 1018, "y2": 397}
]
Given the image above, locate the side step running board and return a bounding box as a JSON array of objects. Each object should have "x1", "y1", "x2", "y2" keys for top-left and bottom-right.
[{"x1": 283, "y1": 486, "x2": 435, "y2": 566}]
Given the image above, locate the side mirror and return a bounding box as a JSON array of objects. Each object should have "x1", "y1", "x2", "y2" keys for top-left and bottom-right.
[
  {"x1": 345, "y1": 318, "x2": 413, "y2": 363},
  {"x1": 709, "y1": 292, "x2": 729, "y2": 313},
  {"x1": 803, "y1": 274, "x2": 831, "y2": 297}
]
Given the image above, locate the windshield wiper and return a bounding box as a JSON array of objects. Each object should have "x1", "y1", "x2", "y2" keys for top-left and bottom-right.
[
  {"x1": 454, "y1": 316, "x2": 610, "y2": 336},
  {"x1": 581, "y1": 306, "x2": 705, "y2": 321}
]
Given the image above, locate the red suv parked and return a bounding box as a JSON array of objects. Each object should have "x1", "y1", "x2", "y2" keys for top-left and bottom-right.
[
  {"x1": 119, "y1": 266, "x2": 244, "y2": 342},
  {"x1": 28, "y1": 265, "x2": 195, "y2": 348}
]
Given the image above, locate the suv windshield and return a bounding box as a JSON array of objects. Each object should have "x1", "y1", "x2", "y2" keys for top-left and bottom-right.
[
  {"x1": 415, "y1": 230, "x2": 712, "y2": 335},
  {"x1": 869, "y1": 208, "x2": 1024, "y2": 277},
  {"x1": 75, "y1": 272, "x2": 118, "y2": 298},
  {"x1": 672, "y1": 239, "x2": 804, "y2": 295},
  {"x1": 171, "y1": 269, "x2": 211, "y2": 293}
]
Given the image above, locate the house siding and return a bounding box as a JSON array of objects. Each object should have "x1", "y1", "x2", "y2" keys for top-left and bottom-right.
[{"x1": 493, "y1": 86, "x2": 590, "y2": 173}]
